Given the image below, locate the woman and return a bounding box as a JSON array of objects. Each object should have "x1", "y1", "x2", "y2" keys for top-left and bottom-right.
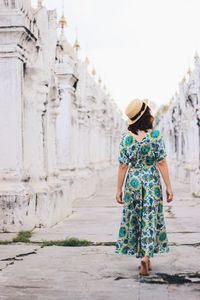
[{"x1": 115, "y1": 98, "x2": 173, "y2": 276}]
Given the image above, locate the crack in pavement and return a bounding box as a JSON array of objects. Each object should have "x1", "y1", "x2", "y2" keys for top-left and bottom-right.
[
  {"x1": 171, "y1": 242, "x2": 200, "y2": 247},
  {"x1": 15, "y1": 251, "x2": 38, "y2": 258},
  {"x1": 114, "y1": 276, "x2": 130, "y2": 280},
  {"x1": 0, "y1": 248, "x2": 40, "y2": 272},
  {"x1": 1, "y1": 240, "x2": 199, "y2": 248},
  {"x1": 139, "y1": 272, "x2": 200, "y2": 285},
  {"x1": 93, "y1": 241, "x2": 200, "y2": 248},
  {"x1": 1, "y1": 241, "x2": 198, "y2": 247},
  {"x1": 114, "y1": 272, "x2": 200, "y2": 285},
  {"x1": 168, "y1": 231, "x2": 200, "y2": 234},
  {"x1": 2, "y1": 285, "x2": 46, "y2": 289}
]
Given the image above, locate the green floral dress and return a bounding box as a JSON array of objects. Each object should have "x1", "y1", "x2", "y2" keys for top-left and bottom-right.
[{"x1": 115, "y1": 128, "x2": 170, "y2": 258}]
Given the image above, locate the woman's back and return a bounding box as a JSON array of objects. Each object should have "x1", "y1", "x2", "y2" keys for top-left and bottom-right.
[{"x1": 118, "y1": 128, "x2": 167, "y2": 169}]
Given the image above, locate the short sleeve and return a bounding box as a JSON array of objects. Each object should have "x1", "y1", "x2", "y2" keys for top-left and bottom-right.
[
  {"x1": 154, "y1": 133, "x2": 167, "y2": 162},
  {"x1": 118, "y1": 134, "x2": 130, "y2": 165}
]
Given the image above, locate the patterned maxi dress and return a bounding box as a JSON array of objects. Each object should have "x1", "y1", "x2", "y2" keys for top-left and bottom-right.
[{"x1": 115, "y1": 128, "x2": 170, "y2": 258}]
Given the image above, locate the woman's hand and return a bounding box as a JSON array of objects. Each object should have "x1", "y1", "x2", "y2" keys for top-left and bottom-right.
[
  {"x1": 116, "y1": 190, "x2": 124, "y2": 204},
  {"x1": 166, "y1": 187, "x2": 173, "y2": 202}
]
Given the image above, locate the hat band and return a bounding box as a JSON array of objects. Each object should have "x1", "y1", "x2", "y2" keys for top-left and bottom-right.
[{"x1": 130, "y1": 102, "x2": 146, "y2": 121}]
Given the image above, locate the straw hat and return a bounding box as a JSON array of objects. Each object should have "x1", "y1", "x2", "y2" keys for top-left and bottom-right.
[{"x1": 125, "y1": 98, "x2": 149, "y2": 125}]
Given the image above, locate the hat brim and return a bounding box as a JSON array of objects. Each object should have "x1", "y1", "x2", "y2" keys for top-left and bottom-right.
[
  {"x1": 143, "y1": 99, "x2": 149, "y2": 105},
  {"x1": 127, "y1": 100, "x2": 149, "y2": 125}
]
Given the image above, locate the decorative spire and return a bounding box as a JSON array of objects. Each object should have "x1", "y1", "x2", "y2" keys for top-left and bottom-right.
[
  {"x1": 85, "y1": 56, "x2": 90, "y2": 65},
  {"x1": 73, "y1": 27, "x2": 80, "y2": 52},
  {"x1": 112, "y1": 99, "x2": 117, "y2": 107},
  {"x1": 92, "y1": 68, "x2": 96, "y2": 76},
  {"x1": 59, "y1": 14, "x2": 67, "y2": 30},
  {"x1": 73, "y1": 38, "x2": 80, "y2": 52},
  {"x1": 98, "y1": 76, "x2": 102, "y2": 85},
  {"x1": 59, "y1": 0, "x2": 67, "y2": 32},
  {"x1": 182, "y1": 76, "x2": 186, "y2": 83},
  {"x1": 194, "y1": 51, "x2": 199, "y2": 61},
  {"x1": 187, "y1": 67, "x2": 191, "y2": 76},
  {"x1": 38, "y1": 0, "x2": 43, "y2": 8}
]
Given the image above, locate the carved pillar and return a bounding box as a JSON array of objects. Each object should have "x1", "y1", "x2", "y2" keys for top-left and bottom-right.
[
  {"x1": 46, "y1": 81, "x2": 60, "y2": 180},
  {"x1": 0, "y1": 2, "x2": 38, "y2": 190},
  {"x1": 197, "y1": 111, "x2": 200, "y2": 169},
  {"x1": 0, "y1": 2, "x2": 43, "y2": 230},
  {"x1": 56, "y1": 75, "x2": 78, "y2": 172},
  {"x1": 76, "y1": 105, "x2": 90, "y2": 169},
  {"x1": 23, "y1": 67, "x2": 49, "y2": 185}
]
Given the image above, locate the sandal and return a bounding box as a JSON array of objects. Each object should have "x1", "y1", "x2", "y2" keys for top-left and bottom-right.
[{"x1": 139, "y1": 259, "x2": 149, "y2": 276}]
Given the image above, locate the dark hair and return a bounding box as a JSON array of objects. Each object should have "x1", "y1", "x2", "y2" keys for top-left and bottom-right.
[{"x1": 127, "y1": 105, "x2": 153, "y2": 134}]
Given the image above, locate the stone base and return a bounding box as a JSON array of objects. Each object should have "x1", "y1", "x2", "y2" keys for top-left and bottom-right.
[
  {"x1": 190, "y1": 169, "x2": 200, "y2": 197},
  {"x1": 0, "y1": 181, "x2": 66, "y2": 232},
  {"x1": 0, "y1": 165, "x2": 118, "y2": 232},
  {"x1": 168, "y1": 160, "x2": 200, "y2": 197}
]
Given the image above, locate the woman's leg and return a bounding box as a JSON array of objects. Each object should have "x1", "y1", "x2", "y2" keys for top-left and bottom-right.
[
  {"x1": 138, "y1": 256, "x2": 152, "y2": 269},
  {"x1": 142, "y1": 255, "x2": 152, "y2": 269},
  {"x1": 141, "y1": 255, "x2": 149, "y2": 262},
  {"x1": 139, "y1": 255, "x2": 150, "y2": 275}
]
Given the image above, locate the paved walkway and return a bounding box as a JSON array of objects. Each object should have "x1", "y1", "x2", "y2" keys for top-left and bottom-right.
[{"x1": 0, "y1": 166, "x2": 200, "y2": 299}]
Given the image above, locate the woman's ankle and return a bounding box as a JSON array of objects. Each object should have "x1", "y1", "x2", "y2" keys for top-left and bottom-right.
[{"x1": 141, "y1": 255, "x2": 149, "y2": 262}]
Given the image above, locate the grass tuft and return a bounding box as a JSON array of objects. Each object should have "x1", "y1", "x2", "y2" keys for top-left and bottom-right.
[
  {"x1": 0, "y1": 240, "x2": 12, "y2": 245},
  {"x1": 192, "y1": 192, "x2": 200, "y2": 198},
  {"x1": 12, "y1": 231, "x2": 32, "y2": 243},
  {"x1": 41, "y1": 237, "x2": 93, "y2": 247},
  {"x1": 0, "y1": 233, "x2": 114, "y2": 248}
]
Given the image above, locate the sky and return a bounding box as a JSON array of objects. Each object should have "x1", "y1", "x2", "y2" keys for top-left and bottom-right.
[{"x1": 32, "y1": 0, "x2": 200, "y2": 115}]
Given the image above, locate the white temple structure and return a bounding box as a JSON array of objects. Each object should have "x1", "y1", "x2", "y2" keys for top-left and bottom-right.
[
  {"x1": 0, "y1": 0, "x2": 125, "y2": 231},
  {"x1": 157, "y1": 53, "x2": 200, "y2": 197}
]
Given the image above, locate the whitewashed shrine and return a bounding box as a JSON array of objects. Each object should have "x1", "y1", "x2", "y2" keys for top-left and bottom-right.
[
  {"x1": 0, "y1": 0, "x2": 125, "y2": 231},
  {"x1": 158, "y1": 53, "x2": 200, "y2": 196}
]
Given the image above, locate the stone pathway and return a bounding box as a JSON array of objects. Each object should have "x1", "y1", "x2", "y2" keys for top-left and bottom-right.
[{"x1": 0, "y1": 166, "x2": 200, "y2": 299}]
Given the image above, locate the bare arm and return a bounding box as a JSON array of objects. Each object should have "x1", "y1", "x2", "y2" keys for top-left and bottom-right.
[
  {"x1": 156, "y1": 158, "x2": 171, "y2": 188},
  {"x1": 116, "y1": 163, "x2": 129, "y2": 204},
  {"x1": 156, "y1": 158, "x2": 173, "y2": 202},
  {"x1": 117, "y1": 163, "x2": 129, "y2": 192}
]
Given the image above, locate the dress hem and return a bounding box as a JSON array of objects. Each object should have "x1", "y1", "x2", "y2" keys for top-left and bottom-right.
[{"x1": 114, "y1": 247, "x2": 170, "y2": 258}]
